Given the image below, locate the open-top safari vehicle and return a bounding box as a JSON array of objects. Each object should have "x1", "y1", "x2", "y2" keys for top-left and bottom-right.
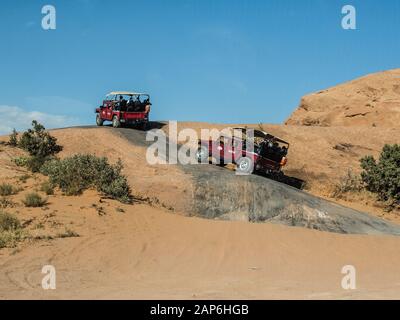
[
  {"x1": 196, "y1": 127, "x2": 289, "y2": 175},
  {"x1": 95, "y1": 91, "x2": 151, "y2": 130}
]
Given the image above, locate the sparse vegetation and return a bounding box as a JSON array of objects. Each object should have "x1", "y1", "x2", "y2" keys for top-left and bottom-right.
[
  {"x1": 25, "y1": 156, "x2": 49, "y2": 173},
  {"x1": 7, "y1": 121, "x2": 132, "y2": 204},
  {"x1": 0, "y1": 197, "x2": 16, "y2": 209},
  {"x1": 18, "y1": 174, "x2": 31, "y2": 183},
  {"x1": 331, "y1": 145, "x2": 400, "y2": 210},
  {"x1": 18, "y1": 121, "x2": 62, "y2": 158},
  {"x1": 57, "y1": 228, "x2": 79, "y2": 238},
  {"x1": 23, "y1": 192, "x2": 47, "y2": 208},
  {"x1": 13, "y1": 156, "x2": 28, "y2": 167},
  {"x1": 8, "y1": 129, "x2": 18, "y2": 147},
  {"x1": 332, "y1": 170, "x2": 363, "y2": 199},
  {"x1": 34, "y1": 222, "x2": 45, "y2": 230},
  {"x1": 0, "y1": 211, "x2": 21, "y2": 231},
  {"x1": 360, "y1": 144, "x2": 400, "y2": 208},
  {"x1": 96, "y1": 206, "x2": 106, "y2": 216},
  {"x1": 13, "y1": 121, "x2": 62, "y2": 172},
  {"x1": 40, "y1": 181, "x2": 54, "y2": 195},
  {"x1": 0, "y1": 230, "x2": 26, "y2": 249},
  {"x1": 0, "y1": 211, "x2": 25, "y2": 248},
  {"x1": 41, "y1": 154, "x2": 132, "y2": 203},
  {"x1": 0, "y1": 183, "x2": 18, "y2": 196}
]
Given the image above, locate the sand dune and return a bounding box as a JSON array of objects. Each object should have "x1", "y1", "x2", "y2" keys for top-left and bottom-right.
[{"x1": 1, "y1": 200, "x2": 400, "y2": 299}]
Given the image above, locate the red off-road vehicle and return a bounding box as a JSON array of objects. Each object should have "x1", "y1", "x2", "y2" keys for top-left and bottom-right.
[
  {"x1": 196, "y1": 127, "x2": 289, "y2": 176},
  {"x1": 95, "y1": 91, "x2": 151, "y2": 129}
]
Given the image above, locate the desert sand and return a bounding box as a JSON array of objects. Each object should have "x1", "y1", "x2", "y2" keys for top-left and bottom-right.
[{"x1": 2, "y1": 199, "x2": 400, "y2": 300}]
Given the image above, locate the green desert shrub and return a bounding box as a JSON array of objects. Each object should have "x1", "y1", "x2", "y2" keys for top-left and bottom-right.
[
  {"x1": 17, "y1": 121, "x2": 62, "y2": 172},
  {"x1": 8, "y1": 129, "x2": 18, "y2": 147},
  {"x1": 360, "y1": 144, "x2": 400, "y2": 206},
  {"x1": 23, "y1": 192, "x2": 47, "y2": 207},
  {"x1": 41, "y1": 154, "x2": 132, "y2": 203},
  {"x1": 12, "y1": 156, "x2": 28, "y2": 167},
  {"x1": 26, "y1": 155, "x2": 51, "y2": 173},
  {"x1": 18, "y1": 121, "x2": 62, "y2": 158}
]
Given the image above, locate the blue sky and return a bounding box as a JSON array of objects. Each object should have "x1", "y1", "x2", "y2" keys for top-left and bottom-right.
[{"x1": 0, "y1": 0, "x2": 399, "y2": 133}]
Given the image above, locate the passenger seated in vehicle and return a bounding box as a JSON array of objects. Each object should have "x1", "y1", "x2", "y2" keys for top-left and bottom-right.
[
  {"x1": 143, "y1": 98, "x2": 152, "y2": 113},
  {"x1": 127, "y1": 97, "x2": 135, "y2": 111},
  {"x1": 119, "y1": 95, "x2": 127, "y2": 111},
  {"x1": 133, "y1": 96, "x2": 143, "y2": 112}
]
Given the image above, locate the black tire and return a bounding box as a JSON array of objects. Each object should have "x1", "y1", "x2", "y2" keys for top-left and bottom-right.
[
  {"x1": 196, "y1": 146, "x2": 209, "y2": 163},
  {"x1": 96, "y1": 114, "x2": 104, "y2": 126},
  {"x1": 236, "y1": 157, "x2": 254, "y2": 175},
  {"x1": 112, "y1": 116, "x2": 121, "y2": 128}
]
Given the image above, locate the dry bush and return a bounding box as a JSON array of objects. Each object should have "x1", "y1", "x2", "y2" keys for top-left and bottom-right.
[
  {"x1": 23, "y1": 192, "x2": 47, "y2": 208},
  {"x1": 332, "y1": 170, "x2": 363, "y2": 199},
  {"x1": 0, "y1": 183, "x2": 16, "y2": 196},
  {"x1": 0, "y1": 211, "x2": 25, "y2": 249}
]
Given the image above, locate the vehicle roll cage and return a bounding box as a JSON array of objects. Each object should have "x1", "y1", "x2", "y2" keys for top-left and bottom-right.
[
  {"x1": 219, "y1": 127, "x2": 289, "y2": 148},
  {"x1": 105, "y1": 93, "x2": 150, "y2": 101}
]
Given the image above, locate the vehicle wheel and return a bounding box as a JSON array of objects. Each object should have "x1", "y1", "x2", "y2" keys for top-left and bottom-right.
[
  {"x1": 236, "y1": 157, "x2": 254, "y2": 175},
  {"x1": 112, "y1": 116, "x2": 121, "y2": 128},
  {"x1": 96, "y1": 114, "x2": 104, "y2": 126},
  {"x1": 196, "y1": 146, "x2": 209, "y2": 163}
]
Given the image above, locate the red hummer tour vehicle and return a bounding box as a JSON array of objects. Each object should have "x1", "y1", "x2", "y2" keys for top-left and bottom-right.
[
  {"x1": 196, "y1": 127, "x2": 289, "y2": 176},
  {"x1": 95, "y1": 91, "x2": 151, "y2": 130}
]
